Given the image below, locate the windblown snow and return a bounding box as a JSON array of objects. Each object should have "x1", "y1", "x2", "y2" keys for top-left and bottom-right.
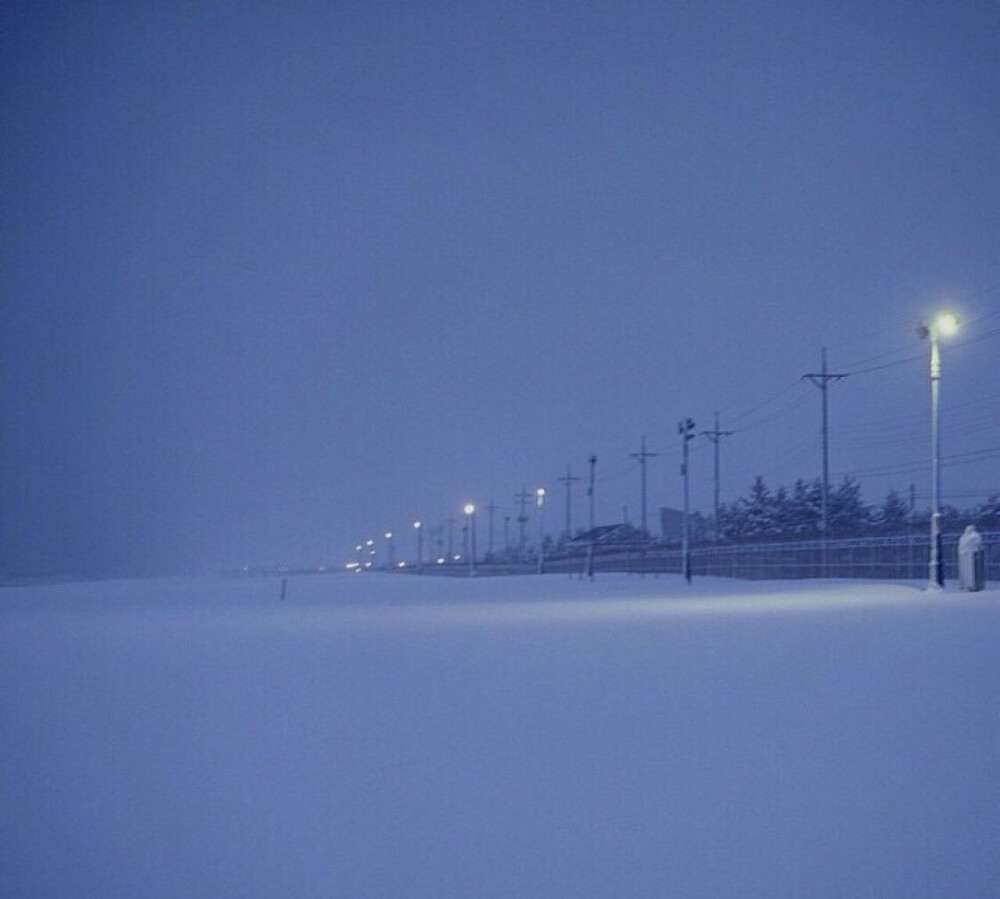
[{"x1": 2, "y1": 574, "x2": 998, "y2": 897}]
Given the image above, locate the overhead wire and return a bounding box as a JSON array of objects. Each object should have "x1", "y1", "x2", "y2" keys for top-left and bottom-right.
[{"x1": 548, "y1": 296, "x2": 999, "y2": 510}]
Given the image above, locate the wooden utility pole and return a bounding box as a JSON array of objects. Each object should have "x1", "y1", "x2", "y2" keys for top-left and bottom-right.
[
  {"x1": 557, "y1": 465, "x2": 581, "y2": 540},
  {"x1": 515, "y1": 487, "x2": 532, "y2": 562},
  {"x1": 701, "y1": 412, "x2": 734, "y2": 541},
  {"x1": 803, "y1": 348, "x2": 848, "y2": 533},
  {"x1": 630, "y1": 436, "x2": 658, "y2": 539},
  {"x1": 484, "y1": 499, "x2": 499, "y2": 559},
  {"x1": 587, "y1": 455, "x2": 597, "y2": 531}
]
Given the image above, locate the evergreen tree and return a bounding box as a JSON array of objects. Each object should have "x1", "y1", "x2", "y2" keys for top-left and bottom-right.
[
  {"x1": 742, "y1": 476, "x2": 775, "y2": 536},
  {"x1": 788, "y1": 478, "x2": 822, "y2": 534},
  {"x1": 716, "y1": 501, "x2": 745, "y2": 540},
  {"x1": 975, "y1": 494, "x2": 1000, "y2": 529},
  {"x1": 875, "y1": 488, "x2": 911, "y2": 533},
  {"x1": 828, "y1": 477, "x2": 869, "y2": 533}
]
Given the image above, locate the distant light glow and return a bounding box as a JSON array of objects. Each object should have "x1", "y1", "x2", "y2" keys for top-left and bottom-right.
[
  {"x1": 464, "y1": 503, "x2": 475, "y2": 515},
  {"x1": 345, "y1": 562, "x2": 359, "y2": 570},
  {"x1": 436, "y1": 557, "x2": 445, "y2": 565},
  {"x1": 397, "y1": 561, "x2": 407, "y2": 568},
  {"x1": 385, "y1": 532, "x2": 393, "y2": 540},
  {"x1": 536, "y1": 487, "x2": 546, "y2": 507},
  {"x1": 413, "y1": 520, "x2": 421, "y2": 529},
  {"x1": 453, "y1": 554, "x2": 461, "y2": 561},
  {"x1": 934, "y1": 311, "x2": 959, "y2": 337}
]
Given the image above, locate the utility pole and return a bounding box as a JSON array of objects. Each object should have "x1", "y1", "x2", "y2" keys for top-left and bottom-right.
[
  {"x1": 557, "y1": 465, "x2": 581, "y2": 540},
  {"x1": 679, "y1": 417, "x2": 696, "y2": 582},
  {"x1": 701, "y1": 411, "x2": 734, "y2": 541},
  {"x1": 586, "y1": 455, "x2": 597, "y2": 580},
  {"x1": 536, "y1": 488, "x2": 547, "y2": 574},
  {"x1": 587, "y1": 454, "x2": 597, "y2": 532},
  {"x1": 803, "y1": 348, "x2": 847, "y2": 533},
  {"x1": 432, "y1": 525, "x2": 444, "y2": 562},
  {"x1": 630, "y1": 436, "x2": 659, "y2": 539},
  {"x1": 446, "y1": 515, "x2": 456, "y2": 560},
  {"x1": 484, "y1": 499, "x2": 499, "y2": 560},
  {"x1": 515, "y1": 487, "x2": 532, "y2": 562}
]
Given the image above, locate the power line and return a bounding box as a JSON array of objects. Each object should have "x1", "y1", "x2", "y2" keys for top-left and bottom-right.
[
  {"x1": 723, "y1": 378, "x2": 805, "y2": 427},
  {"x1": 834, "y1": 445, "x2": 1000, "y2": 480},
  {"x1": 736, "y1": 389, "x2": 815, "y2": 433}
]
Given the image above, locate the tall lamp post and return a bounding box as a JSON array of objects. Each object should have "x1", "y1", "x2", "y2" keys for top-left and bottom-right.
[
  {"x1": 413, "y1": 521, "x2": 423, "y2": 574},
  {"x1": 463, "y1": 504, "x2": 477, "y2": 576},
  {"x1": 679, "y1": 417, "x2": 696, "y2": 583},
  {"x1": 384, "y1": 531, "x2": 395, "y2": 570},
  {"x1": 536, "y1": 488, "x2": 547, "y2": 574},
  {"x1": 918, "y1": 310, "x2": 959, "y2": 589}
]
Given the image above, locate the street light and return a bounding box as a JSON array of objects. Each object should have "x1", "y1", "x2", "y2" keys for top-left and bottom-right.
[
  {"x1": 384, "y1": 531, "x2": 395, "y2": 570},
  {"x1": 679, "y1": 417, "x2": 696, "y2": 583},
  {"x1": 918, "y1": 310, "x2": 959, "y2": 589},
  {"x1": 464, "y1": 504, "x2": 477, "y2": 576},
  {"x1": 413, "y1": 521, "x2": 423, "y2": 573},
  {"x1": 536, "y1": 488, "x2": 546, "y2": 574}
]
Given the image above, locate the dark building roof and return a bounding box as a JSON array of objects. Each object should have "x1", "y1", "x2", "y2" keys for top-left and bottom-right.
[{"x1": 567, "y1": 523, "x2": 647, "y2": 546}]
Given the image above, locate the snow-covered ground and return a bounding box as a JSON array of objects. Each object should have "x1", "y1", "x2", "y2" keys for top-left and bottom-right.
[{"x1": 2, "y1": 573, "x2": 998, "y2": 898}]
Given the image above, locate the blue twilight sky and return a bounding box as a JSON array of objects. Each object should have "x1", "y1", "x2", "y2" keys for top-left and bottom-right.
[{"x1": 3, "y1": 1, "x2": 999, "y2": 576}]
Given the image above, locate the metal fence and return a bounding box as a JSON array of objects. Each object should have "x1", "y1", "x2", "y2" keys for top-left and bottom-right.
[{"x1": 547, "y1": 531, "x2": 999, "y2": 582}]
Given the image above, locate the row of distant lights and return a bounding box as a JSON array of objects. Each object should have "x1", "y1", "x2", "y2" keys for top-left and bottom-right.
[
  {"x1": 346, "y1": 489, "x2": 547, "y2": 572},
  {"x1": 345, "y1": 523, "x2": 459, "y2": 572}
]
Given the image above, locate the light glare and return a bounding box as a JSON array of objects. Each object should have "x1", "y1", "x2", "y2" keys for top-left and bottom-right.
[{"x1": 935, "y1": 311, "x2": 959, "y2": 336}]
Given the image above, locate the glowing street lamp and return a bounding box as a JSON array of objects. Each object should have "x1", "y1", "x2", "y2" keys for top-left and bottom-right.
[
  {"x1": 413, "y1": 520, "x2": 423, "y2": 573},
  {"x1": 464, "y1": 504, "x2": 477, "y2": 576},
  {"x1": 918, "y1": 310, "x2": 960, "y2": 589},
  {"x1": 536, "y1": 488, "x2": 546, "y2": 574},
  {"x1": 384, "y1": 531, "x2": 395, "y2": 570}
]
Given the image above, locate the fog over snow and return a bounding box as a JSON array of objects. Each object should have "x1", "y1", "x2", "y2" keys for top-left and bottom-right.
[{"x1": 3, "y1": 574, "x2": 998, "y2": 897}]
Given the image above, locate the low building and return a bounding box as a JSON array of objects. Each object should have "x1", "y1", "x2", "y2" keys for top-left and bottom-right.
[{"x1": 567, "y1": 523, "x2": 647, "y2": 549}]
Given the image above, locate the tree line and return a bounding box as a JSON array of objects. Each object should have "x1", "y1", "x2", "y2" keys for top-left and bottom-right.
[{"x1": 703, "y1": 477, "x2": 999, "y2": 542}]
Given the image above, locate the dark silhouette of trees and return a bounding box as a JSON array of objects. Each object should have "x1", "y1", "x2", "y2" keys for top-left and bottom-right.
[{"x1": 708, "y1": 476, "x2": 991, "y2": 543}]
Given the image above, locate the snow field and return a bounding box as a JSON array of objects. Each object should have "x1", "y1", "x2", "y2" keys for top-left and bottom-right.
[{"x1": 2, "y1": 574, "x2": 999, "y2": 897}]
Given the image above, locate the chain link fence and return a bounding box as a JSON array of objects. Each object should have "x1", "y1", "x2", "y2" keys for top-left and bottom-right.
[{"x1": 547, "y1": 531, "x2": 998, "y2": 582}]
